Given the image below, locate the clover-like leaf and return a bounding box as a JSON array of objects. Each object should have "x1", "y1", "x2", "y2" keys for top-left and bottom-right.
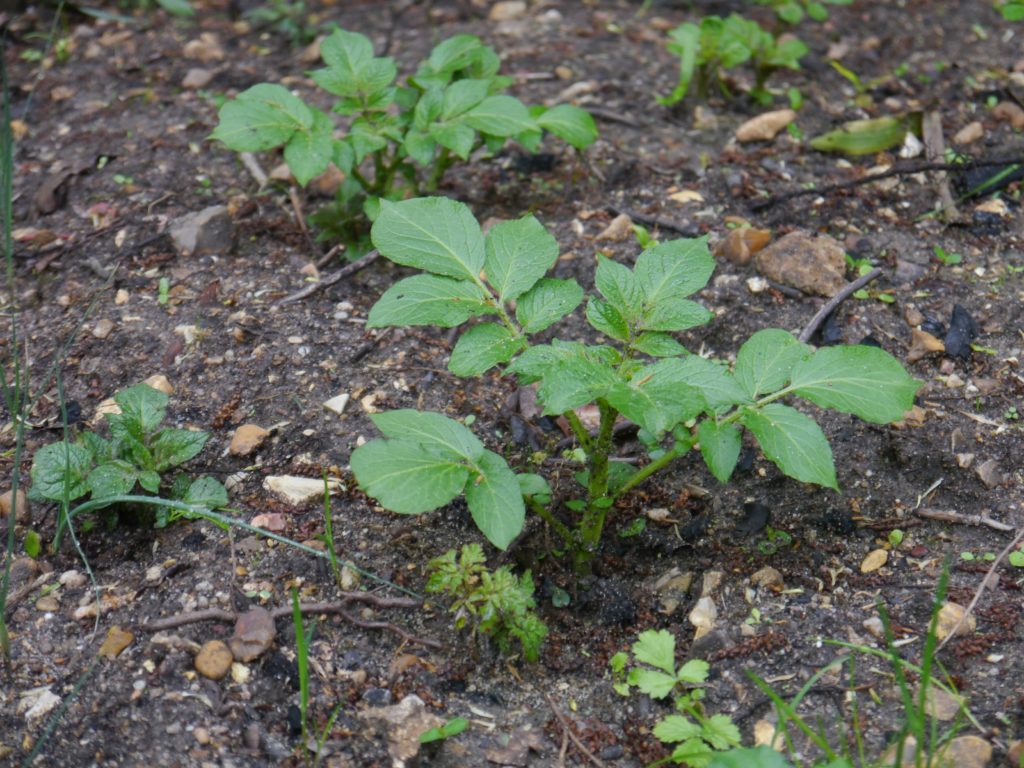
[{"x1": 632, "y1": 628, "x2": 677, "y2": 675}]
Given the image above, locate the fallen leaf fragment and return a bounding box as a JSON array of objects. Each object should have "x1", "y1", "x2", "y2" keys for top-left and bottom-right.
[
  {"x1": 18, "y1": 687, "x2": 61, "y2": 722},
  {"x1": 714, "y1": 227, "x2": 771, "y2": 266},
  {"x1": 669, "y1": 189, "x2": 704, "y2": 204},
  {"x1": 860, "y1": 549, "x2": 888, "y2": 573},
  {"x1": 992, "y1": 101, "x2": 1024, "y2": 130},
  {"x1": 735, "y1": 109, "x2": 796, "y2": 142},
  {"x1": 263, "y1": 475, "x2": 342, "y2": 506},
  {"x1": 358, "y1": 695, "x2": 446, "y2": 765},
  {"x1": 952, "y1": 121, "x2": 983, "y2": 144},
  {"x1": 229, "y1": 607, "x2": 276, "y2": 662},
  {"x1": 907, "y1": 328, "x2": 945, "y2": 363},
  {"x1": 935, "y1": 602, "x2": 975, "y2": 641},
  {"x1": 250, "y1": 512, "x2": 287, "y2": 531},
  {"x1": 810, "y1": 116, "x2": 908, "y2": 155},
  {"x1": 595, "y1": 213, "x2": 633, "y2": 242},
  {"x1": 99, "y1": 626, "x2": 135, "y2": 659}
]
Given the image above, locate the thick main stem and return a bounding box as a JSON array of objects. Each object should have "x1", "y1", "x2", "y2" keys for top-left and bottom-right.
[{"x1": 573, "y1": 399, "x2": 617, "y2": 573}]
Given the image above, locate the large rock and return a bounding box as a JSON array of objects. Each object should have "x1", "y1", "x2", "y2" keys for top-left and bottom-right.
[
  {"x1": 754, "y1": 230, "x2": 848, "y2": 296},
  {"x1": 168, "y1": 205, "x2": 234, "y2": 257}
]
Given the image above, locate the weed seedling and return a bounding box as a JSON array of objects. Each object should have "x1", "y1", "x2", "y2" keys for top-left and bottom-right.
[
  {"x1": 933, "y1": 245, "x2": 963, "y2": 266},
  {"x1": 753, "y1": 0, "x2": 852, "y2": 23}
]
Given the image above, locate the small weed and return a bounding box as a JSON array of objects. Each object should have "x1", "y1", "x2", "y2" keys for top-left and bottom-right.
[
  {"x1": 753, "y1": 0, "x2": 853, "y2": 24},
  {"x1": 933, "y1": 245, "x2": 963, "y2": 266},
  {"x1": 996, "y1": 1, "x2": 1024, "y2": 20},
  {"x1": 419, "y1": 717, "x2": 469, "y2": 744}
]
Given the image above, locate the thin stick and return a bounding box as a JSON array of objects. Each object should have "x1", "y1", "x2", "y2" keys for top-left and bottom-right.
[
  {"x1": 936, "y1": 526, "x2": 1024, "y2": 653},
  {"x1": 915, "y1": 507, "x2": 1015, "y2": 533},
  {"x1": 543, "y1": 693, "x2": 607, "y2": 768},
  {"x1": 922, "y1": 111, "x2": 960, "y2": 223},
  {"x1": 798, "y1": 268, "x2": 883, "y2": 343},
  {"x1": 239, "y1": 152, "x2": 268, "y2": 188},
  {"x1": 606, "y1": 204, "x2": 698, "y2": 238},
  {"x1": 277, "y1": 249, "x2": 380, "y2": 305}
]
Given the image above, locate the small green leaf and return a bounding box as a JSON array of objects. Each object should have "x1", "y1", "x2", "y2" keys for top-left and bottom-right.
[
  {"x1": 676, "y1": 658, "x2": 710, "y2": 684},
  {"x1": 703, "y1": 714, "x2": 740, "y2": 749},
  {"x1": 87, "y1": 460, "x2": 138, "y2": 498},
  {"x1": 210, "y1": 83, "x2": 312, "y2": 152},
  {"x1": 441, "y1": 79, "x2": 490, "y2": 119},
  {"x1": 113, "y1": 384, "x2": 169, "y2": 435},
  {"x1": 156, "y1": 0, "x2": 193, "y2": 16},
  {"x1": 586, "y1": 297, "x2": 630, "y2": 341},
  {"x1": 670, "y1": 738, "x2": 714, "y2": 767},
  {"x1": 652, "y1": 715, "x2": 701, "y2": 743},
  {"x1": 183, "y1": 476, "x2": 229, "y2": 508},
  {"x1": 150, "y1": 428, "x2": 209, "y2": 472},
  {"x1": 659, "y1": 22, "x2": 700, "y2": 105},
  {"x1": 632, "y1": 628, "x2": 677, "y2": 675},
  {"x1": 372, "y1": 197, "x2": 486, "y2": 283},
  {"x1": 595, "y1": 255, "x2": 642, "y2": 319},
  {"x1": 464, "y1": 450, "x2": 525, "y2": 550},
  {"x1": 606, "y1": 358, "x2": 705, "y2": 435},
  {"x1": 790, "y1": 345, "x2": 920, "y2": 423},
  {"x1": 536, "y1": 357, "x2": 619, "y2": 414},
  {"x1": 284, "y1": 108, "x2": 335, "y2": 186},
  {"x1": 350, "y1": 440, "x2": 469, "y2": 514},
  {"x1": 536, "y1": 104, "x2": 598, "y2": 150},
  {"x1": 29, "y1": 442, "x2": 92, "y2": 502},
  {"x1": 734, "y1": 328, "x2": 810, "y2": 399},
  {"x1": 676, "y1": 355, "x2": 751, "y2": 412},
  {"x1": 697, "y1": 420, "x2": 742, "y2": 483},
  {"x1": 635, "y1": 236, "x2": 714, "y2": 303},
  {"x1": 810, "y1": 116, "x2": 908, "y2": 155},
  {"x1": 1008, "y1": 550, "x2": 1024, "y2": 567},
  {"x1": 429, "y1": 120, "x2": 476, "y2": 159},
  {"x1": 632, "y1": 332, "x2": 686, "y2": 357},
  {"x1": 517, "y1": 473, "x2": 551, "y2": 501},
  {"x1": 23, "y1": 529, "x2": 42, "y2": 558},
  {"x1": 370, "y1": 409, "x2": 484, "y2": 461},
  {"x1": 708, "y1": 746, "x2": 794, "y2": 768},
  {"x1": 419, "y1": 717, "x2": 468, "y2": 744},
  {"x1": 640, "y1": 299, "x2": 713, "y2": 332},
  {"x1": 367, "y1": 274, "x2": 492, "y2": 328},
  {"x1": 742, "y1": 404, "x2": 837, "y2": 489},
  {"x1": 515, "y1": 278, "x2": 584, "y2": 334},
  {"x1": 628, "y1": 668, "x2": 679, "y2": 699},
  {"x1": 483, "y1": 216, "x2": 559, "y2": 301},
  {"x1": 312, "y1": 28, "x2": 396, "y2": 97},
  {"x1": 463, "y1": 95, "x2": 538, "y2": 137},
  {"x1": 448, "y1": 323, "x2": 526, "y2": 376},
  {"x1": 138, "y1": 470, "x2": 161, "y2": 493}
]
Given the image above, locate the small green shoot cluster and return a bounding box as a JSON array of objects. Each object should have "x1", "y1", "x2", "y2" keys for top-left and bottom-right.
[
  {"x1": 29, "y1": 384, "x2": 227, "y2": 539},
  {"x1": 610, "y1": 629, "x2": 741, "y2": 765},
  {"x1": 660, "y1": 14, "x2": 808, "y2": 106},
  {"x1": 426, "y1": 544, "x2": 547, "y2": 662},
  {"x1": 349, "y1": 197, "x2": 919, "y2": 571},
  {"x1": 997, "y1": 1, "x2": 1024, "y2": 20},
  {"x1": 212, "y1": 29, "x2": 596, "y2": 253},
  {"x1": 246, "y1": 0, "x2": 319, "y2": 47},
  {"x1": 752, "y1": 0, "x2": 852, "y2": 24}
]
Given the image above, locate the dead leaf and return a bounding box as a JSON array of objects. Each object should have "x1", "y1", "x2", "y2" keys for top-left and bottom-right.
[
  {"x1": 735, "y1": 109, "x2": 796, "y2": 142},
  {"x1": 99, "y1": 626, "x2": 135, "y2": 659},
  {"x1": 594, "y1": 213, "x2": 633, "y2": 242},
  {"x1": 935, "y1": 602, "x2": 975, "y2": 641},
  {"x1": 907, "y1": 328, "x2": 945, "y2": 363},
  {"x1": 860, "y1": 549, "x2": 888, "y2": 573}
]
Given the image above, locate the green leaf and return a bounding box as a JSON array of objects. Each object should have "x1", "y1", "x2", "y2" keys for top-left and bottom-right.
[
  {"x1": 463, "y1": 95, "x2": 538, "y2": 137},
  {"x1": 676, "y1": 355, "x2": 751, "y2": 412},
  {"x1": 810, "y1": 116, "x2": 908, "y2": 156},
  {"x1": 419, "y1": 717, "x2": 469, "y2": 744},
  {"x1": 676, "y1": 658, "x2": 710, "y2": 684},
  {"x1": 586, "y1": 297, "x2": 630, "y2": 341},
  {"x1": 183, "y1": 476, "x2": 228, "y2": 508},
  {"x1": 87, "y1": 460, "x2": 138, "y2": 498},
  {"x1": 428, "y1": 120, "x2": 476, "y2": 159},
  {"x1": 483, "y1": 216, "x2": 559, "y2": 301},
  {"x1": 367, "y1": 274, "x2": 492, "y2": 329},
  {"x1": 370, "y1": 409, "x2": 484, "y2": 461},
  {"x1": 113, "y1": 383, "x2": 169, "y2": 435},
  {"x1": 659, "y1": 22, "x2": 700, "y2": 105},
  {"x1": 652, "y1": 715, "x2": 702, "y2": 743},
  {"x1": 734, "y1": 329, "x2": 811, "y2": 399},
  {"x1": 23, "y1": 529, "x2": 41, "y2": 558},
  {"x1": 635, "y1": 236, "x2": 714, "y2": 304},
  {"x1": 789, "y1": 345, "x2": 920, "y2": 423},
  {"x1": 632, "y1": 332, "x2": 686, "y2": 357},
  {"x1": 632, "y1": 628, "x2": 677, "y2": 674},
  {"x1": 640, "y1": 299, "x2": 713, "y2": 332},
  {"x1": 150, "y1": 428, "x2": 209, "y2": 472},
  {"x1": 697, "y1": 420, "x2": 742, "y2": 483},
  {"x1": 708, "y1": 746, "x2": 793, "y2": 768},
  {"x1": 441, "y1": 79, "x2": 490, "y2": 119},
  {"x1": 606, "y1": 359, "x2": 705, "y2": 435},
  {"x1": 742, "y1": 404, "x2": 837, "y2": 489},
  {"x1": 312, "y1": 29, "x2": 396, "y2": 97},
  {"x1": 418, "y1": 35, "x2": 484, "y2": 84},
  {"x1": 210, "y1": 83, "x2": 312, "y2": 152},
  {"x1": 78, "y1": 432, "x2": 112, "y2": 463},
  {"x1": 350, "y1": 440, "x2": 469, "y2": 513},
  {"x1": 138, "y1": 470, "x2": 161, "y2": 493},
  {"x1": 284, "y1": 108, "x2": 335, "y2": 186},
  {"x1": 464, "y1": 450, "x2": 525, "y2": 550},
  {"x1": 703, "y1": 713, "x2": 741, "y2": 749},
  {"x1": 595, "y1": 255, "x2": 642, "y2": 319},
  {"x1": 403, "y1": 129, "x2": 438, "y2": 166},
  {"x1": 628, "y1": 668, "x2": 679, "y2": 699},
  {"x1": 29, "y1": 441, "x2": 92, "y2": 502},
  {"x1": 517, "y1": 473, "x2": 551, "y2": 501},
  {"x1": 536, "y1": 104, "x2": 598, "y2": 149},
  {"x1": 536, "y1": 357, "x2": 619, "y2": 414},
  {"x1": 372, "y1": 197, "x2": 486, "y2": 282},
  {"x1": 670, "y1": 738, "x2": 715, "y2": 768},
  {"x1": 515, "y1": 278, "x2": 584, "y2": 334},
  {"x1": 574, "y1": 462, "x2": 635, "y2": 494},
  {"x1": 156, "y1": 0, "x2": 193, "y2": 16},
  {"x1": 448, "y1": 323, "x2": 526, "y2": 377},
  {"x1": 507, "y1": 340, "x2": 617, "y2": 383}
]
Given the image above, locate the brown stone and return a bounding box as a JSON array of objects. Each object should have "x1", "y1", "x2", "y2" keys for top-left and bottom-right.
[
  {"x1": 714, "y1": 227, "x2": 771, "y2": 266},
  {"x1": 0, "y1": 489, "x2": 30, "y2": 522},
  {"x1": 754, "y1": 230, "x2": 847, "y2": 297},
  {"x1": 229, "y1": 607, "x2": 276, "y2": 662},
  {"x1": 195, "y1": 640, "x2": 233, "y2": 680},
  {"x1": 229, "y1": 424, "x2": 269, "y2": 457}
]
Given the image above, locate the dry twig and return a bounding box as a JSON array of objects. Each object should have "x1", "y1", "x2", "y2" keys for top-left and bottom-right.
[
  {"x1": 606, "y1": 204, "x2": 698, "y2": 238},
  {"x1": 543, "y1": 693, "x2": 607, "y2": 768},
  {"x1": 278, "y1": 249, "x2": 380, "y2": 305},
  {"x1": 915, "y1": 507, "x2": 1015, "y2": 533},
  {"x1": 798, "y1": 268, "x2": 883, "y2": 343}
]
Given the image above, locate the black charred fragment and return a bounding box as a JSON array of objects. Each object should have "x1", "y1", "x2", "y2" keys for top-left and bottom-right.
[
  {"x1": 944, "y1": 304, "x2": 979, "y2": 360},
  {"x1": 734, "y1": 501, "x2": 770, "y2": 537}
]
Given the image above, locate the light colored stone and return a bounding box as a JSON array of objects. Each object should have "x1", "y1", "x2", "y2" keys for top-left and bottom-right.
[
  {"x1": 182, "y1": 68, "x2": 213, "y2": 89},
  {"x1": 323, "y1": 393, "x2": 350, "y2": 416},
  {"x1": 688, "y1": 596, "x2": 717, "y2": 639},
  {"x1": 0, "y1": 489, "x2": 29, "y2": 522},
  {"x1": 922, "y1": 685, "x2": 963, "y2": 721},
  {"x1": 59, "y1": 569, "x2": 86, "y2": 588},
  {"x1": 229, "y1": 424, "x2": 269, "y2": 457},
  {"x1": 229, "y1": 607, "x2": 276, "y2": 662},
  {"x1": 976, "y1": 459, "x2": 1003, "y2": 489},
  {"x1": 735, "y1": 109, "x2": 796, "y2": 142},
  {"x1": 263, "y1": 475, "x2": 342, "y2": 506},
  {"x1": 714, "y1": 227, "x2": 771, "y2": 266},
  {"x1": 489, "y1": 0, "x2": 527, "y2": 20},
  {"x1": 937, "y1": 734, "x2": 992, "y2": 768},
  {"x1": 182, "y1": 33, "x2": 224, "y2": 63},
  {"x1": 230, "y1": 662, "x2": 251, "y2": 684},
  {"x1": 993, "y1": 101, "x2": 1024, "y2": 131},
  {"x1": 860, "y1": 549, "x2": 888, "y2": 573},
  {"x1": 168, "y1": 205, "x2": 234, "y2": 257},
  {"x1": 195, "y1": 640, "x2": 233, "y2": 680},
  {"x1": 862, "y1": 615, "x2": 886, "y2": 640},
  {"x1": 935, "y1": 602, "x2": 975, "y2": 641},
  {"x1": 700, "y1": 570, "x2": 724, "y2": 598},
  {"x1": 91, "y1": 318, "x2": 115, "y2": 339},
  {"x1": 754, "y1": 230, "x2": 847, "y2": 297},
  {"x1": 595, "y1": 213, "x2": 633, "y2": 242},
  {"x1": 359, "y1": 695, "x2": 446, "y2": 765},
  {"x1": 143, "y1": 374, "x2": 174, "y2": 394},
  {"x1": 115, "y1": 289, "x2": 129, "y2": 305},
  {"x1": 17, "y1": 687, "x2": 61, "y2": 722},
  {"x1": 35, "y1": 594, "x2": 60, "y2": 612},
  {"x1": 952, "y1": 121, "x2": 984, "y2": 145},
  {"x1": 750, "y1": 566, "x2": 784, "y2": 591}
]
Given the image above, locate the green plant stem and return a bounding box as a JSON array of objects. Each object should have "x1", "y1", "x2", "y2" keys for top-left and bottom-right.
[
  {"x1": 424, "y1": 147, "x2": 452, "y2": 193},
  {"x1": 349, "y1": 165, "x2": 373, "y2": 193},
  {"x1": 526, "y1": 496, "x2": 574, "y2": 549},
  {"x1": 574, "y1": 399, "x2": 617, "y2": 571},
  {"x1": 614, "y1": 440, "x2": 688, "y2": 501},
  {"x1": 562, "y1": 410, "x2": 592, "y2": 452}
]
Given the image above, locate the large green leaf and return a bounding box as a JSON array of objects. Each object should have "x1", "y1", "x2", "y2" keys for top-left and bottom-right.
[
  {"x1": 372, "y1": 197, "x2": 486, "y2": 282},
  {"x1": 283, "y1": 108, "x2": 335, "y2": 186},
  {"x1": 595, "y1": 255, "x2": 642, "y2": 319},
  {"x1": 367, "y1": 274, "x2": 492, "y2": 328},
  {"x1": 441, "y1": 78, "x2": 490, "y2": 119},
  {"x1": 789, "y1": 345, "x2": 920, "y2": 423},
  {"x1": 515, "y1": 278, "x2": 583, "y2": 334},
  {"x1": 606, "y1": 359, "x2": 704, "y2": 435},
  {"x1": 635, "y1": 236, "x2": 714, "y2": 304},
  {"x1": 535, "y1": 104, "x2": 598, "y2": 150},
  {"x1": 463, "y1": 95, "x2": 538, "y2": 137},
  {"x1": 448, "y1": 323, "x2": 526, "y2": 376},
  {"x1": 734, "y1": 329, "x2": 811, "y2": 399},
  {"x1": 742, "y1": 404, "x2": 837, "y2": 489},
  {"x1": 697, "y1": 420, "x2": 742, "y2": 483},
  {"x1": 507, "y1": 340, "x2": 618, "y2": 383},
  {"x1": 428, "y1": 120, "x2": 476, "y2": 159},
  {"x1": 29, "y1": 441, "x2": 92, "y2": 502},
  {"x1": 210, "y1": 83, "x2": 312, "y2": 152},
  {"x1": 86, "y1": 459, "x2": 137, "y2": 499},
  {"x1": 586, "y1": 297, "x2": 629, "y2": 341},
  {"x1": 633, "y1": 332, "x2": 686, "y2": 357},
  {"x1": 640, "y1": 299, "x2": 712, "y2": 332},
  {"x1": 150, "y1": 428, "x2": 209, "y2": 472},
  {"x1": 312, "y1": 28, "x2": 396, "y2": 97},
  {"x1": 183, "y1": 476, "x2": 229, "y2": 508},
  {"x1": 537, "y1": 357, "x2": 619, "y2": 414},
  {"x1": 483, "y1": 216, "x2": 559, "y2": 301},
  {"x1": 464, "y1": 450, "x2": 525, "y2": 550},
  {"x1": 676, "y1": 356, "x2": 751, "y2": 412},
  {"x1": 350, "y1": 440, "x2": 469, "y2": 513},
  {"x1": 370, "y1": 409, "x2": 484, "y2": 461}
]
